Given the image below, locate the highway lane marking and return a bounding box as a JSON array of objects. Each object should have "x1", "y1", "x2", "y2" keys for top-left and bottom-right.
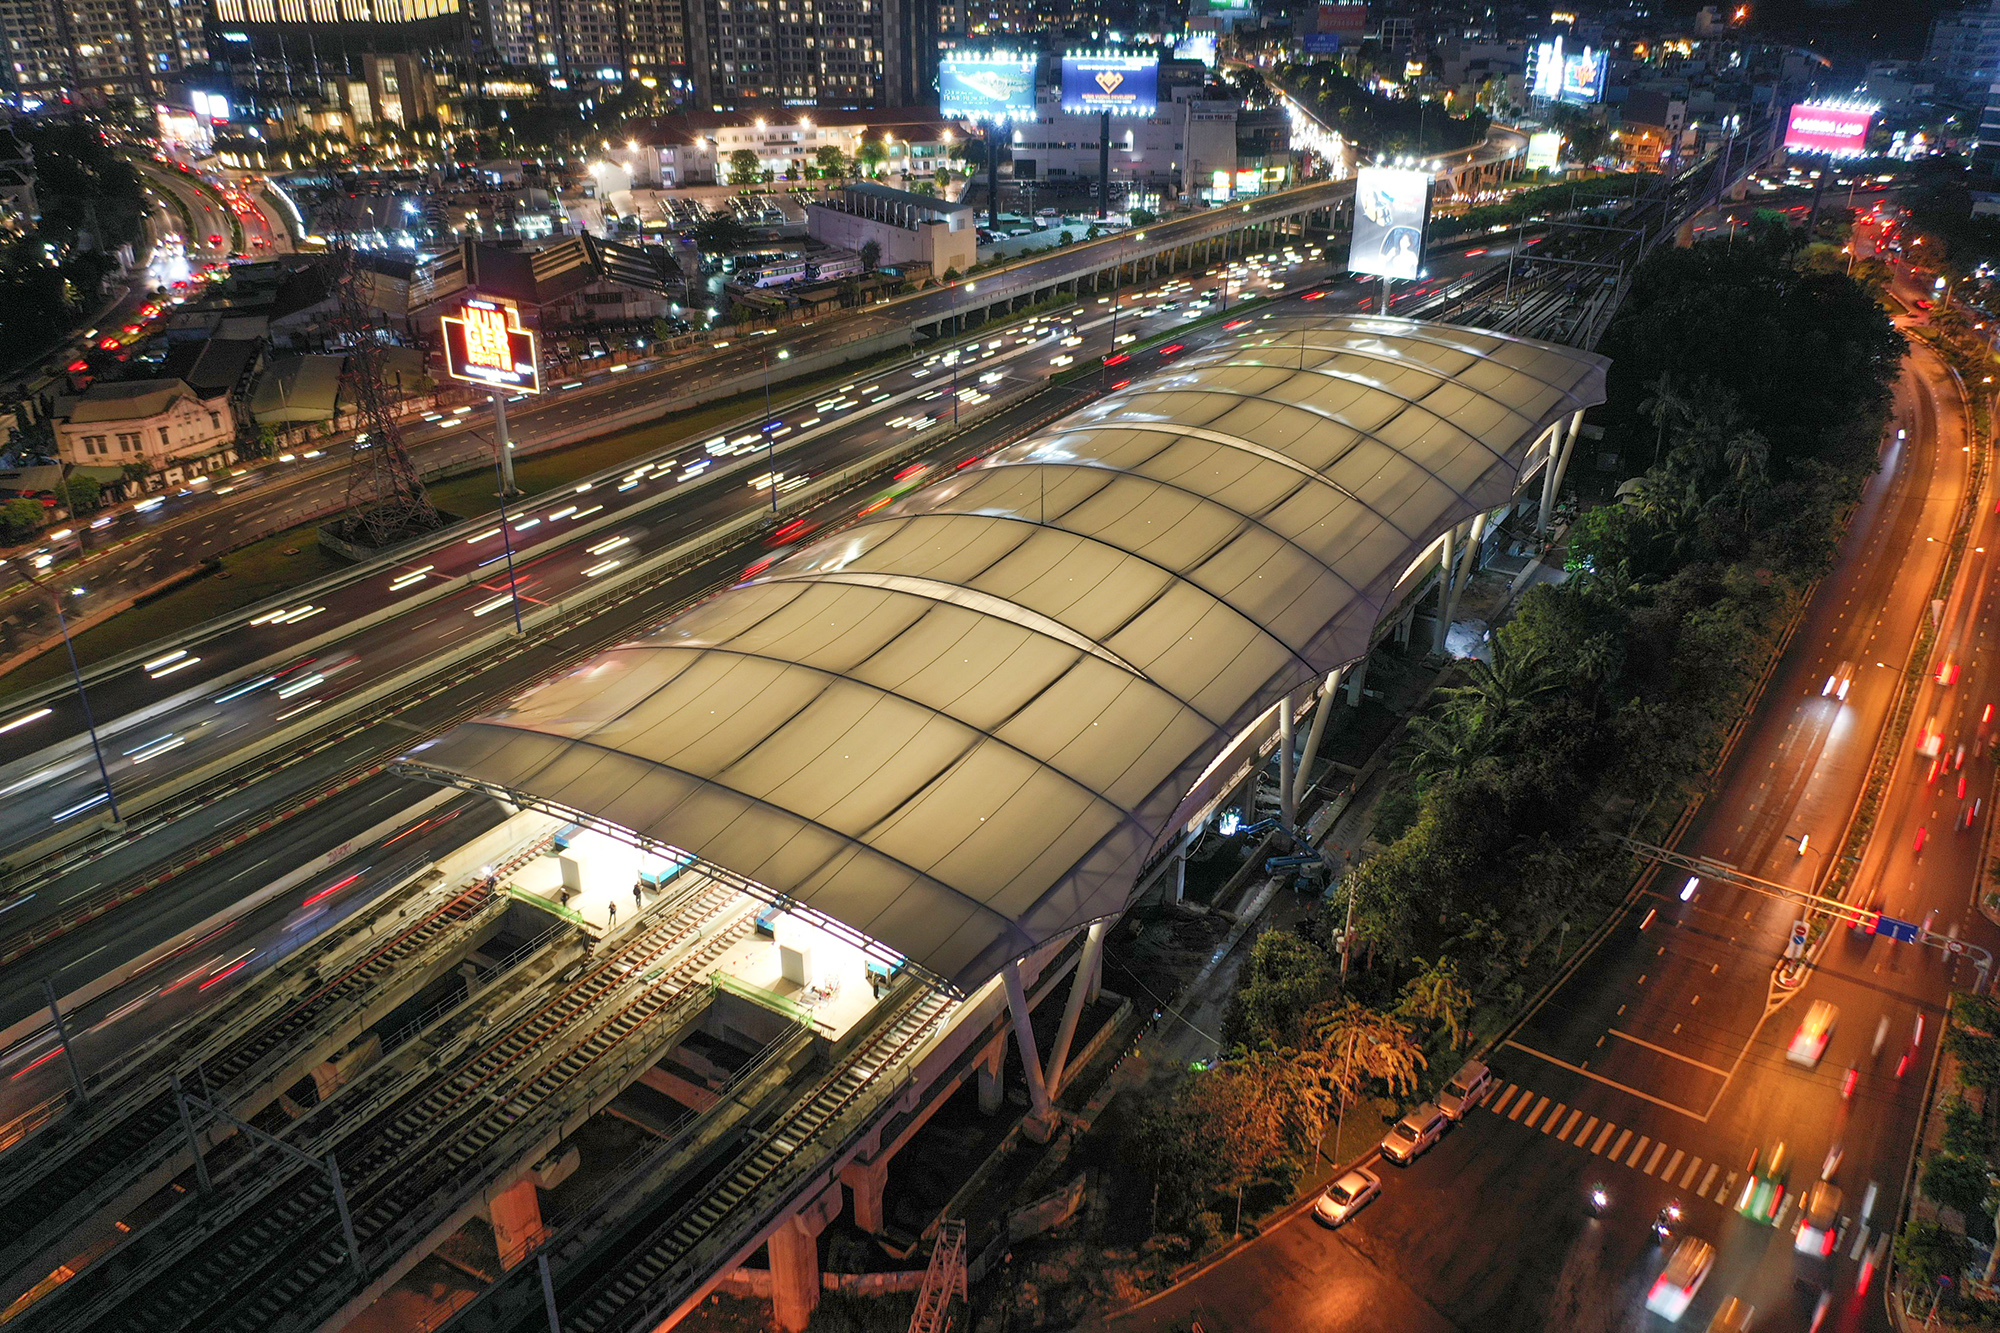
[
  {"x1": 1591, "y1": 1122, "x2": 1616, "y2": 1154},
  {"x1": 1609, "y1": 1128, "x2": 1632, "y2": 1160},
  {"x1": 1605, "y1": 1028, "x2": 1731, "y2": 1075},
  {"x1": 1500, "y1": 1040, "x2": 1709, "y2": 1120},
  {"x1": 1522, "y1": 1095, "x2": 1549, "y2": 1128},
  {"x1": 1628, "y1": 1136, "x2": 1651, "y2": 1167},
  {"x1": 1662, "y1": 1149, "x2": 1684, "y2": 1180},
  {"x1": 1698, "y1": 1163, "x2": 1719, "y2": 1196},
  {"x1": 1679, "y1": 1156, "x2": 1702, "y2": 1189}
]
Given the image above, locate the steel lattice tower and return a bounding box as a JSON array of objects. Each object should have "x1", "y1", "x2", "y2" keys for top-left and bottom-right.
[{"x1": 330, "y1": 244, "x2": 442, "y2": 549}]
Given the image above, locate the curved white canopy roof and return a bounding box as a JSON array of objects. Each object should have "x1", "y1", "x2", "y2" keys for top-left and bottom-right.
[{"x1": 404, "y1": 316, "x2": 1608, "y2": 994}]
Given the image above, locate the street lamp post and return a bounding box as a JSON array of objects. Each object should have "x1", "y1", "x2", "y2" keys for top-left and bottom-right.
[
  {"x1": 19, "y1": 574, "x2": 121, "y2": 825},
  {"x1": 763, "y1": 348, "x2": 790, "y2": 513}
]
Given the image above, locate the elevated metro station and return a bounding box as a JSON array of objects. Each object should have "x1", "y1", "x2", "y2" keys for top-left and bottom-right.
[
  {"x1": 395, "y1": 313, "x2": 1609, "y2": 1332},
  {"x1": 4, "y1": 314, "x2": 1606, "y2": 1333}
]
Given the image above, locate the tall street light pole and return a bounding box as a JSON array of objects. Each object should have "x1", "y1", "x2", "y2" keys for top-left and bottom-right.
[
  {"x1": 18, "y1": 572, "x2": 121, "y2": 825},
  {"x1": 763, "y1": 347, "x2": 790, "y2": 513}
]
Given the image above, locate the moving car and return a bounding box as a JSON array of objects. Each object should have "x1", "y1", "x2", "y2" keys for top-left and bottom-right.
[
  {"x1": 1738, "y1": 1142, "x2": 1790, "y2": 1224},
  {"x1": 1787, "y1": 1000, "x2": 1838, "y2": 1067},
  {"x1": 1437, "y1": 1059, "x2": 1494, "y2": 1121},
  {"x1": 1645, "y1": 1236, "x2": 1715, "y2": 1322},
  {"x1": 1312, "y1": 1166, "x2": 1381, "y2": 1228},
  {"x1": 1379, "y1": 1103, "x2": 1446, "y2": 1164},
  {"x1": 1706, "y1": 1297, "x2": 1754, "y2": 1332},
  {"x1": 1822, "y1": 660, "x2": 1855, "y2": 700},
  {"x1": 1795, "y1": 1180, "x2": 1843, "y2": 1257}
]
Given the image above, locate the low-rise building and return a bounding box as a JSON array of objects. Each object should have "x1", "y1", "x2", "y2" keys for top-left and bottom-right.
[
  {"x1": 614, "y1": 109, "x2": 960, "y2": 187},
  {"x1": 56, "y1": 378, "x2": 236, "y2": 479},
  {"x1": 806, "y1": 183, "x2": 976, "y2": 279}
]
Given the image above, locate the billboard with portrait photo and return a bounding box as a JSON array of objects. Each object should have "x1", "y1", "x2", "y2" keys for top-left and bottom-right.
[{"x1": 1349, "y1": 165, "x2": 1430, "y2": 280}]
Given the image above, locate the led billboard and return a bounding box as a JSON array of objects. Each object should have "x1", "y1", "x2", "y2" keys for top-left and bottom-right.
[
  {"x1": 1531, "y1": 37, "x2": 1606, "y2": 103},
  {"x1": 1783, "y1": 101, "x2": 1874, "y2": 157},
  {"x1": 442, "y1": 298, "x2": 541, "y2": 394},
  {"x1": 1349, "y1": 165, "x2": 1431, "y2": 280},
  {"x1": 1060, "y1": 55, "x2": 1160, "y2": 117},
  {"x1": 937, "y1": 54, "x2": 1038, "y2": 123},
  {"x1": 1303, "y1": 33, "x2": 1342, "y2": 54},
  {"x1": 1526, "y1": 130, "x2": 1562, "y2": 169},
  {"x1": 1175, "y1": 32, "x2": 1219, "y2": 66}
]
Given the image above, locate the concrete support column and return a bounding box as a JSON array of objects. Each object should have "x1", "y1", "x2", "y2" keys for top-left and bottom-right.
[
  {"x1": 1278, "y1": 696, "x2": 1297, "y2": 828},
  {"x1": 1043, "y1": 921, "x2": 1109, "y2": 1097},
  {"x1": 489, "y1": 1177, "x2": 545, "y2": 1270},
  {"x1": 768, "y1": 1211, "x2": 825, "y2": 1333},
  {"x1": 1538, "y1": 410, "x2": 1585, "y2": 536},
  {"x1": 1441, "y1": 513, "x2": 1488, "y2": 656},
  {"x1": 1432, "y1": 525, "x2": 1455, "y2": 655},
  {"x1": 1002, "y1": 961, "x2": 1056, "y2": 1142},
  {"x1": 976, "y1": 1043, "x2": 1005, "y2": 1114},
  {"x1": 1344, "y1": 655, "x2": 1369, "y2": 706},
  {"x1": 1293, "y1": 667, "x2": 1344, "y2": 809},
  {"x1": 841, "y1": 1156, "x2": 890, "y2": 1235}
]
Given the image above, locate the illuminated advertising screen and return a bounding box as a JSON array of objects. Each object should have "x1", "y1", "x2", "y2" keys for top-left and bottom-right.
[
  {"x1": 1208, "y1": 0, "x2": 1251, "y2": 12},
  {"x1": 1060, "y1": 55, "x2": 1160, "y2": 117},
  {"x1": 1784, "y1": 102, "x2": 1874, "y2": 156},
  {"x1": 1349, "y1": 165, "x2": 1431, "y2": 280},
  {"x1": 1318, "y1": 2, "x2": 1367, "y2": 34},
  {"x1": 1559, "y1": 47, "x2": 1607, "y2": 103},
  {"x1": 1527, "y1": 130, "x2": 1562, "y2": 169},
  {"x1": 937, "y1": 55, "x2": 1038, "y2": 123},
  {"x1": 1175, "y1": 32, "x2": 1219, "y2": 66},
  {"x1": 442, "y1": 298, "x2": 541, "y2": 393},
  {"x1": 1303, "y1": 33, "x2": 1342, "y2": 54},
  {"x1": 1531, "y1": 39, "x2": 1561, "y2": 99}
]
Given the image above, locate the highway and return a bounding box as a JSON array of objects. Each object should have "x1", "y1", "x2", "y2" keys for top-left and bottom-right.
[
  {"x1": 0, "y1": 170, "x2": 1373, "y2": 672},
  {"x1": 1092, "y1": 299, "x2": 1982, "y2": 1330},
  {"x1": 0, "y1": 241, "x2": 1529, "y2": 1133}
]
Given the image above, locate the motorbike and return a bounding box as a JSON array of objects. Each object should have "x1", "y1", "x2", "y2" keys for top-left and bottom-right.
[
  {"x1": 1652, "y1": 1201, "x2": 1682, "y2": 1243},
  {"x1": 1588, "y1": 1183, "x2": 1608, "y2": 1216}
]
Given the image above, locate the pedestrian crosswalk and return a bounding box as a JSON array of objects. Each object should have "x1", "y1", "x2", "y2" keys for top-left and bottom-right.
[{"x1": 1485, "y1": 1081, "x2": 1747, "y2": 1208}]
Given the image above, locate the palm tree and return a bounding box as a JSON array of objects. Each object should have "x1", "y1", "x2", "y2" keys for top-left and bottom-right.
[
  {"x1": 1304, "y1": 999, "x2": 1427, "y2": 1101},
  {"x1": 1400, "y1": 706, "x2": 1498, "y2": 786},
  {"x1": 1639, "y1": 372, "x2": 1690, "y2": 467},
  {"x1": 1395, "y1": 956, "x2": 1474, "y2": 1050},
  {"x1": 1437, "y1": 638, "x2": 1562, "y2": 736}
]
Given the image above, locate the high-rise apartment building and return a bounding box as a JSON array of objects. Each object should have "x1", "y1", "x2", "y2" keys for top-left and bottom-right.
[
  {"x1": 1926, "y1": 0, "x2": 2000, "y2": 99},
  {"x1": 482, "y1": 0, "x2": 683, "y2": 82},
  {"x1": 684, "y1": 0, "x2": 935, "y2": 110},
  {"x1": 1, "y1": 0, "x2": 209, "y2": 104}
]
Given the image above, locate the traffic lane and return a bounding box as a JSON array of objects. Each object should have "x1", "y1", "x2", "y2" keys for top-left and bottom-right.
[
  {"x1": 0, "y1": 379, "x2": 1101, "y2": 984},
  {"x1": 0, "y1": 260, "x2": 1359, "y2": 841},
  {"x1": 0, "y1": 789, "x2": 502, "y2": 1128},
  {"x1": 0, "y1": 311, "x2": 1102, "y2": 836}
]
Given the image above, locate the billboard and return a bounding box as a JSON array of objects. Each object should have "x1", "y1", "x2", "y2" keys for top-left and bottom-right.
[
  {"x1": 1526, "y1": 130, "x2": 1562, "y2": 169},
  {"x1": 1319, "y1": 1, "x2": 1367, "y2": 34},
  {"x1": 1784, "y1": 101, "x2": 1875, "y2": 156},
  {"x1": 442, "y1": 298, "x2": 541, "y2": 394},
  {"x1": 937, "y1": 54, "x2": 1038, "y2": 123},
  {"x1": 1208, "y1": 0, "x2": 1251, "y2": 11},
  {"x1": 1303, "y1": 33, "x2": 1342, "y2": 54},
  {"x1": 1175, "y1": 32, "x2": 1219, "y2": 66},
  {"x1": 1532, "y1": 37, "x2": 1606, "y2": 103},
  {"x1": 1060, "y1": 55, "x2": 1160, "y2": 117},
  {"x1": 1349, "y1": 165, "x2": 1431, "y2": 280}
]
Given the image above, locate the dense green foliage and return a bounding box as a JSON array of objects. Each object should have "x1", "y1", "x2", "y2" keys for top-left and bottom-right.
[
  {"x1": 1337, "y1": 221, "x2": 1902, "y2": 1016},
  {"x1": 1283, "y1": 62, "x2": 1489, "y2": 156},
  {"x1": 1427, "y1": 173, "x2": 1654, "y2": 242},
  {"x1": 0, "y1": 125, "x2": 145, "y2": 367}
]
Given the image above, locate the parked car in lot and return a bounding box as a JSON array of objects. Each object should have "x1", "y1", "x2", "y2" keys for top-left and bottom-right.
[{"x1": 1380, "y1": 1103, "x2": 1446, "y2": 1164}]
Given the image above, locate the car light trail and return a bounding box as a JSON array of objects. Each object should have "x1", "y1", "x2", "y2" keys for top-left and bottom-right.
[
  {"x1": 149, "y1": 656, "x2": 201, "y2": 679},
  {"x1": 585, "y1": 536, "x2": 631, "y2": 555},
  {"x1": 0, "y1": 707, "x2": 52, "y2": 735},
  {"x1": 275, "y1": 672, "x2": 325, "y2": 699},
  {"x1": 582, "y1": 559, "x2": 621, "y2": 578},
  {"x1": 301, "y1": 872, "x2": 364, "y2": 907},
  {"x1": 466, "y1": 527, "x2": 501, "y2": 544},
  {"x1": 212, "y1": 675, "x2": 274, "y2": 703},
  {"x1": 51, "y1": 793, "x2": 110, "y2": 822}
]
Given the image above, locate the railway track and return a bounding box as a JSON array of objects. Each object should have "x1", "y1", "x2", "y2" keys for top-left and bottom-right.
[{"x1": 33, "y1": 878, "x2": 754, "y2": 1333}]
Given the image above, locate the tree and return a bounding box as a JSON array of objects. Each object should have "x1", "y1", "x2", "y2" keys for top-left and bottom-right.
[
  {"x1": 1224, "y1": 931, "x2": 1334, "y2": 1048},
  {"x1": 1946, "y1": 1023, "x2": 2000, "y2": 1089},
  {"x1": 0, "y1": 497, "x2": 44, "y2": 542},
  {"x1": 1944, "y1": 1095, "x2": 1992, "y2": 1159},
  {"x1": 727, "y1": 149, "x2": 762, "y2": 187},
  {"x1": 940, "y1": 266, "x2": 960, "y2": 283},
  {"x1": 691, "y1": 214, "x2": 754, "y2": 256},
  {"x1": 814, "y1": 144, "x2": 846, "y2": 179},
  {"x1": 934, "y1": 165, "x2": 953, "y2": 188},
  {"x1": 1129, "y1": 208, "x2": 1157, "y2": 227},
  {"x1": 1395, "y1": 956, "x2": 1473, "y2": 1051},
  {"x1": 858, "y1": 141, "x2": 888, "y2": 177},
  {"x1": 1896, "y1": 1219, "x2": 1973, "y2": 1291},
  {"x1": 1923, "y1": 1151, "x2": 1993, "y2": 1219},
  {"x1": 1303, "y1": 998, "x2": 1426, "y2": 1102},
  {"x1": 55, "y1": 472, "x2": 101, "y2": 516},
  {"x1": 651, "y1": 316, "x2": 677, "y2": 343},
  {"x1": 859, "y1": 239, "x2": 881, "y2": 273}
]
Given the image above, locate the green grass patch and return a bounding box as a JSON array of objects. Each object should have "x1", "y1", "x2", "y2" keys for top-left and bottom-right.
[{"x1": 1, "y1": 526, "x2": 343, "y2": 697}]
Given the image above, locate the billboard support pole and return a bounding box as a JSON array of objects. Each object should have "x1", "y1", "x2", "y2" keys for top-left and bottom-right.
[
  {"x1": 1098, "y1": 110, "x2": 1111, "y2": 220},
  {"x1": 489, "y1": 394, "x2": 525, "y2": 636},
  {"x1": 492, "y1": 387, "x2": 518, "y2": 497},
  {"x1": 987, "y1": 122, "x2": 1001, "y2": 231},
  {"x1": 1380, "y1": 275, "x2": 1390, "y2": 317},
  {"x1": 1805, "y1": 164, "x2": 1829, "y2": 236}
]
